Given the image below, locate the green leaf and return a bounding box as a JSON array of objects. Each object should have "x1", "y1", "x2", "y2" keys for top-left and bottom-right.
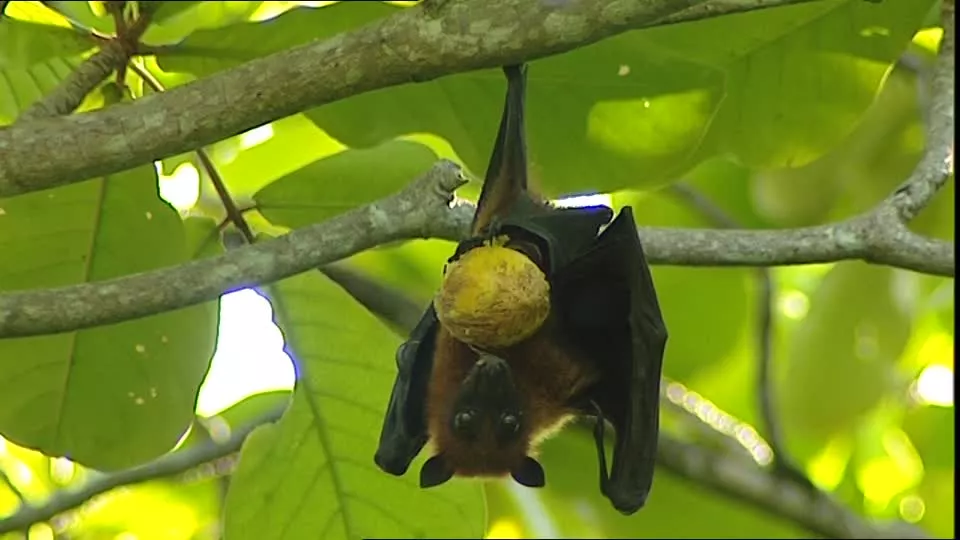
[
  {"x1": 207, "y1": 113, "x2": 346, "y2": 199},
  {"x1": 223, "y1": 270, "x2": 485, "y2": 539},
  {"x1": 347, "y1": 239, "x2": 456, "y2": 306},
  {"x1": 0, "y1": 166, "x2": 219, "y2": 470},
  {"x1": 0, "y1": 18, "x2": 93, "y2": 69},
  {"x1": 153, "y1": 2, "x2": 396, "y2": 71},
  {"x1": 183, "y1": 215, "x2": 225, "y2": 260},
  {"x1": 0, "y1": 36, "x2": 91, "y2": 125},
  {"x1": 307, "y1": 49, "x2": 724, "y2": 197},
  {"x1": 143, "y1": 1, "x2": 268, "y2": 45},
  {"x1": 778, "y1": 262, "x2": 912, "y2": 452},
  {"x1": 648, "y1": 0, "x2": 935, "y2": 170},
  {"x1": 145, "y1": 1, "x2": 203, "y2": 23},
  {"x1": 178, "y1": 389, "x2": 291, "y2": 451},
  {"x1": 69, "y1": 479, "x2": 220, "y2": 539},
  {"x1": 254, "y1": 139, "x2": 437, "y2": 229},
  {"x1": 902, "y1": 404, "x2": 955, "y2": 472},
  {"x1": 754, "y1": 62, "x2": 930, "y2": 228},
  {"x1": 35, "y1": 1, "x2": 114, "y2": 33},
  {"x1": 613, "y1": 190, "x2": 752, "y2": 383}
]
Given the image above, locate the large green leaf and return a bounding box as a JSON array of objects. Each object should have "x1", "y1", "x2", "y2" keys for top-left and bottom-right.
[
  {"x1": 33, "y1": 1, "x2": 114, "y2": 33},
  {"x1": 614, "y1": 190, "x2": 752, "y2": 384},
  {"x1": 223, "y1": 270, "x2": 485, "y2": 539},
  {"x1": 0, "y1": 165, "x2": 218, "y2": 470},
  {"x1": 752, "y1": 62, "x2": 930, "y2": 228},
  {"x1": 144, "y1": 1, "x2": 268, "y2": 45},
  {"x1": 307, "y1": 48, "x2": 723, "y2": 197},
  {"x1": 0, "y1": 18, "x2": 92, "y2": 68},
  {"x1": 648, "y1": 0, "x2": 935, "y2": 170},
  {"x1": 778, "y1": 262, "x2": 912, "y2": 455},
  {"x1": 0, "y1": 57, "x2": 86, "y2": 124},
  {"x1": 153, "y1": 2, "x2": 396, "y2": 73},
  {"x1": 254, "y1": 139, "x2": 437, "y2": 229},
  {"x1": 178, "y1": 389, "x2": 291, "y2": 452}
]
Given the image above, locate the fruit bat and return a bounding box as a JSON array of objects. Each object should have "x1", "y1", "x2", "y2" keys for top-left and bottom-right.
[{"x1": 373, "y1": 63, "x2": 667, "y2": 515}]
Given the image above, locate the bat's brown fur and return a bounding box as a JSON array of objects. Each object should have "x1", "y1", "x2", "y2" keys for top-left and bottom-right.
[{"x1": 425, "y1": 316, "x2": 599, "y2": 477}]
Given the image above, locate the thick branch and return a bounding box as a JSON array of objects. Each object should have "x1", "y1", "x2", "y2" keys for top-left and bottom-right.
[
  {"x1": 0, "y1": 190, "x2": 953, "y2": 339},
  {"x1": 886, "y1": 0, "x2": 955, "y2": 222},
  {"x1": 639, "y1": 219, "x2": 952, "y2": 276},
  {"x1": 0, "y1": 0, "x2": 832, "y2": 198}
]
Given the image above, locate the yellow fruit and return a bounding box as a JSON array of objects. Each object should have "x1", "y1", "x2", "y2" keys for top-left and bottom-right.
[{"x1": 434, "y1": 245, "x2": 550, "y2": 349}]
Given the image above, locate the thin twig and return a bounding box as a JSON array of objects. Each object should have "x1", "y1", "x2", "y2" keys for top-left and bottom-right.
[
  {"x1": 320, "y1": 263, "x2": 426, "y2": 335},
  {"x1": 127, "y1": 61, "x2": 256, "y2": 243},
  {"x1": 667, "y1": 183, "x2": 810, "y2": 488},
  {"x1": 0, "y1": 468, "x2": 27, "y2": 508},
  {"x1": 0, "y1": 405, "x2": 285, "y2": 534}
]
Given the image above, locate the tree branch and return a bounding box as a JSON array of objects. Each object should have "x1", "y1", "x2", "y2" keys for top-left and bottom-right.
[
  {"x1": 0, "y1": 405, "x2": 285, "y2": 534},
  {"x1": 0, "y1": 167, "x2": 953, "y2": 339},
  {"x1": 0, "y1": 160, "x2": 472, "y2": 338},
  {"x1": 17, "y1": 41, "x2": 129, "y2": 122},
  {"x1": 657, "y1": 435, "x2": 929, "y2": 539},
  {"x1": 886, "y1": 0, "x2": 955, "y2": 223},
  {"x1": 0, "y1": 0, "x2": 830, "y2": 199}
]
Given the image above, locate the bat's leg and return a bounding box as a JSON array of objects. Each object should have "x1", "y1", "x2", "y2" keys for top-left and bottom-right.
[{"x1": 588, "y1": 400, "x2": 611, "y2": 494}]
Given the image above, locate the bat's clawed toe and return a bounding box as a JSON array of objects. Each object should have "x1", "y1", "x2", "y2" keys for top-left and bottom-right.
[
  {"x1": 510, "y1": 456, "x2": 545, "y2": 488},
  {"x1": 419, "y1": 454, "x2": 454, "y2": 488}
]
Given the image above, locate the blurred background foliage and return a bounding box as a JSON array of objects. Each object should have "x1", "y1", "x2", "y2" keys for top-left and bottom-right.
[{"x1": 0, "y1": 0, "x2": 953, "y2": 538}]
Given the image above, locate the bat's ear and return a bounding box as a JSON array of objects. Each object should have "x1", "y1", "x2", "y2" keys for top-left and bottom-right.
[
  {"x1": 419, "y1": 454, "x2": 455, "y2": 488},
  {"x1": 511, "y1": 456, "x2": 545, "y2": 488}
]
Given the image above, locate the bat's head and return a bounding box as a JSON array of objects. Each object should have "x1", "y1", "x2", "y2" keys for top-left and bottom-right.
[
  {"x1": 434, "y1": 241, "x2": 550, "y2": 349},
  {"x1": 420, "y1": 353, "x2": 545, "y2": 490}
]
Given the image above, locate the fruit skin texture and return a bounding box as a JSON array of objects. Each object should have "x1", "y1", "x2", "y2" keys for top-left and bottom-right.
[{"x1": 434, "y1": 245, "x2": 550, "y2": 349}]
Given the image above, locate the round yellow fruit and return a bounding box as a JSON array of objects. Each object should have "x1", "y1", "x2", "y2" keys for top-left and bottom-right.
[{"x1": 434, "y1": 245, "x2": 550, "y2": 349}]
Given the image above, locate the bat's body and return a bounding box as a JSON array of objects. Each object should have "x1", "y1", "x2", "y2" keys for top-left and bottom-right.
[
  {"x1": 426, "y1": 323, "x2": 596, "y2": 477},
  {"x1": 375, "y1": 64, "x2": 667, "y2": 514}
]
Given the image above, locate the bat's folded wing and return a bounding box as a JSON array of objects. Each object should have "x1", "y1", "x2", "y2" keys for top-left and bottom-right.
[
  {"x1": 554, "y1": 206, "x2": 668, "y2": 514},
  {"x1": 374, "y1": 305, "x2": 439, "y2": 475}
]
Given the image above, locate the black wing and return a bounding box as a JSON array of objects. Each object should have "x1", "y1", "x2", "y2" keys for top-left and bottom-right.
[
  {"x1": 373, "y1": 305, "x2": 438, "y2": 475},
  {"x1": 554, "y1": 206, "x2": 667, "y2": 515}
]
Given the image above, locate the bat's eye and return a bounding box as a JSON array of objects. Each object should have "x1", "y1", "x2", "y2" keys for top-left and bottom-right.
[
  {"x1": 500, "y1": 413, "x2": 520, "y2": 434},
  {"x1": 453, "y1": 410, "x2": 478, "y2": 437}
]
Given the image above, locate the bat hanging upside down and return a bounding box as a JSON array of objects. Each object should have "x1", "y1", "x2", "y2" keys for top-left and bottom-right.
[{"x1": 373, "y1": 64, "x2": 668, "y2": 515}]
